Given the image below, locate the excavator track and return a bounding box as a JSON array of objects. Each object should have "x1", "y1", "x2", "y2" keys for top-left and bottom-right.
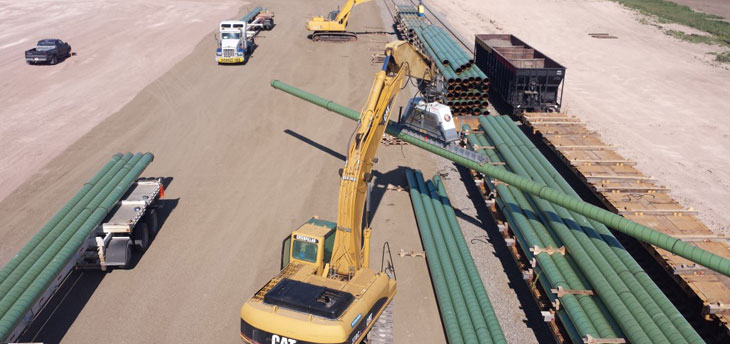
[
  {"x1": 367, "y1": 303, "x2": 393, "y2": 344},
  {"x1": 311, "y1": 31, "x2": 358, "y2": 42}
]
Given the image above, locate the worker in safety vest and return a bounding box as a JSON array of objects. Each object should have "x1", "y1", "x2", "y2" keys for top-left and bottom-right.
[{"x1": 418, "y1": 1, "x2": 425, "y2": 17}]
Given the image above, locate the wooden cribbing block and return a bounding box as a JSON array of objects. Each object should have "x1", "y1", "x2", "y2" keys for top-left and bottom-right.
[
  {"x1": 554, "y1": 145, "x2": 613, "y2": 150},
  {"x1": 530, "y1": 245, "x2": 566, "y2": 256},
  {"x1": 399, "y1": 249, "x2": 425, "y2": 258},
  {"x1": 551, "y1": 286, "x2": 594, "y2": 298},
  {"x1": 618, "y1": 209, "x2": 697, "y2": 216},
  {"x1": 583, "y1": 334, "x2": 626, "y2": 343},
  {"x1": 471, "y1": 144, "x2": 495, "y2": 150}
]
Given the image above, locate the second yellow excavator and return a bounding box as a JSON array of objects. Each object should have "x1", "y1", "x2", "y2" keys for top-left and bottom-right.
[
  {"x1": 239, "y1": 41, "x2": 437, "y2": 344},
  {"x1": 306, "y1": 0, "x2": 373, "y2": 42}
]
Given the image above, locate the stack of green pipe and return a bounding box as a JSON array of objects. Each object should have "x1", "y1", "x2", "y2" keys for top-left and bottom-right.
[
  {"x1": 471, "y1": 116, "x2": 704, "y2": 343},
  {"x1": 395, "y1": 7, "x2": 489, "y2": 115},
  {"x1": 240, "y1": 7, "x2": 262, "y2": 23},
  {"x1": 464, "y1": 124, "x2": 623, "y2": 342},
  {"x1": 406, "y1": 169, "x2": 506, "y2": 344},
  {"x1": 269, "y1": 79, "x2": 730, "y2": 277},
  {"x1": 0, "y1": 152, "x2": 154, "y2": 341}
]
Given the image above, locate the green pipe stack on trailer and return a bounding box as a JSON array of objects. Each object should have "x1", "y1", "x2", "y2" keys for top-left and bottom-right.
[
  {"x1": 241, "y1": 7, "x2": 262, "y2": 23},
  {"x1": 466, "y1": 118, "x2": 704, "y2": 343},
  {"x1": 394, "y1": 6, "x2": 489, "y2": 116},
  {"x1": 0, "y1": 153, "x2": 154, "y2": 341},
  {"x1": 406, "y1": 170, "x2": 506, "y2": 344}
]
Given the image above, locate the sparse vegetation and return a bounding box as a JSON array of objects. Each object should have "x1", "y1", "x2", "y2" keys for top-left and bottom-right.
[
  {"x1": 717, "y1": 51, "x2": 730, "y2": 63},
  {"x1": 611, "y1": 0, "x2": 730, "y2": 63}
]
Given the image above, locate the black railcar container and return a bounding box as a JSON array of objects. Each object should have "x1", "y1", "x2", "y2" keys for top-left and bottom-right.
[{"x1": 475, "y1": 34, "x2": 565, "y2": 115}]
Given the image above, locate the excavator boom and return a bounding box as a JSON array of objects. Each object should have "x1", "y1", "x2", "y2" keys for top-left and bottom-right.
[
  {"x1": 330, "y1": 41, "x2": 433, "y2": 276},
  {"x1": 240, "y1": 41, "x2": 437, "y2": 344}
]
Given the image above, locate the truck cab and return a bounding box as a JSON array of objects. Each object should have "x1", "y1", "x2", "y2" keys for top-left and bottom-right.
[
  {"x1": 280, "y1": 218, "x2": 336, "y2": 276},
  {"x1": 216, "y1": 20, "x2": 252, "y2": 64}
]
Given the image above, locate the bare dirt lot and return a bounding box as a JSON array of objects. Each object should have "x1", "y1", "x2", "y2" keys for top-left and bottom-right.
[
  {"x1": 0, "y1": 0, "x2": 240, "y2": 203},
  {"x1": 0, "y1": 0, "x2": 448, "y2": 342},
  {"x1": 670, "y1": 0, "x2": 730, "y2": 20},
  {"x1": 427, "y1": 0, "x2": 730, "y2": 233}
]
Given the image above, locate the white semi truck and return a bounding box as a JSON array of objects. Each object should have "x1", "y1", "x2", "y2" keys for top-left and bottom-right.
[{"x1": 216, "y1": 8, "x2": 274, "y2": 64}]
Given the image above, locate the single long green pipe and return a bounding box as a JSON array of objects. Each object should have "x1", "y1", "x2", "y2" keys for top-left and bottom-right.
[
  {"x1": 0, "y1": 153, "x2": 154, "y2": 340},
  {"x1": 433, "y1": 175, "x2": 507, "y2": 344},
  {"x1": 497, "y1": 117, "x2": 704, "y2": 344},
  {"x1": 481, "y1": 117, "x2": 669, "y2": 343},
  {"x1": 269, "y1": 79, "x2": 730, "y2": 277},
  {"x1": 405, "y1": 169, "x2": 465, "y2": 344},
  {"x1": 0, "y1": 153, "x2": 124, "y2": 286}
]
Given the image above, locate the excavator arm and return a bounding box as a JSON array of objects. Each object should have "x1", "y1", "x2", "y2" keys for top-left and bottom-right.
[
  {"x1": 329, "y1": 41, "x2": 435, "y2": 276},
  {"x1": 333, "y1": 0, "x2": 372, "y2": 25}
]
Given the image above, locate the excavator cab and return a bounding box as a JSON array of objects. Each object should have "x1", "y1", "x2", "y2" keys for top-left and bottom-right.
[{"x1": 280, "y1": 218, "x2": 337, "y2": 275}]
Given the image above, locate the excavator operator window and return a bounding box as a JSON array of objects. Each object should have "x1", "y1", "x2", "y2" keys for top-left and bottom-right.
[{"x1": 292, "y1": 240, "x2": 318, "y2": 263}]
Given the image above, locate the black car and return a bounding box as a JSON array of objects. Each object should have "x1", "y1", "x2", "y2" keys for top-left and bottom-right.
[{"x1": 25, "y1": 39, "x2": 72, "y2": 65}]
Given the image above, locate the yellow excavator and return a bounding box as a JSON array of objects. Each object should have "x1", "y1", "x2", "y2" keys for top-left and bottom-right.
[
  {"x1": 239, "y1": 41, "x2": 436, "y2": 344},
  {"x1": 306, "y1": 0, "x2": 373, "y2": 42}
]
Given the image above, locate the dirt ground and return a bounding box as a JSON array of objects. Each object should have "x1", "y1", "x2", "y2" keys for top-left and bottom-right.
[
  {"x1": 0, "y1": 0, "x2": 240, "y2": 203},
  {"x1": 0, "y1": 0, "x2": 449, "y2": 343},
  {"x1": 669, "y1": 0, "x2": 730, "y2": 20},
  {"x1": 426, "y1": 0, "x2": 730, "y2": 234}
]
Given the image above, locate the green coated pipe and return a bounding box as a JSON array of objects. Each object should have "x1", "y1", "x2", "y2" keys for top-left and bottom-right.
[
  {"x1": 492, "y1": 116, "x2": 694, "y2": 342},
  {"x1": 0, "y1": 153, "x2": 144, "y2": 325},
  {"x1": 423, "y1": 178, "x2": 492, "y2": 344},
  {"x1": 414, "y1": 171, "x2": 479, "y2": 343},
  {"x1": 427, "y1": 28, "x2": 468, "y2": 72},
  {"x1": 413, "y1": 29, "x2": 458, "y2": 82},
  {"x1": 463, "y1": 129, "x2": 611, "y2": 338},
  {"x1": 471, "y1": 125, "x2": 626, "y2": 338},
  {"x1": 433, "y1": 175, "x2": 507, "y2": 344},
  {"x1": 481, "y1": 117, "x2": 667, "y2": 343},
  {"x1": 0, "y1": 153, "x2": 123, "y2": 286},
  {"x1": 0, "y1": 153, "x2": 154, "y2": 340},
  {"x1": 405, "y1": 170, "x2": 465, "y2": 344},
  {"x1": 0, "y1": 153, "x2": 132, "y2": 302},
  {"x1": 420, "y1": 29, "x2": 451, "y2": 66},
  {"x1": 497, "y1": 117, "x2": 704, "y2": 344},
  {"x1": 269, "y1": 80, "x2": 730, "y2": 277},
  {"x1": 241, "y1": 7, "x2": 262, "y2": 23}
]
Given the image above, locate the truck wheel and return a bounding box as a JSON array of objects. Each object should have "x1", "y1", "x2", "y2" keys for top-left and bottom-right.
[
  {"x1": 133, "y1": 222, "x2": 150, "y2": 252},
  {"x1": 50, "y1": 56, "x2": 57, "y2": 65},
  {"x1": 123, "y1": 241, "x2": 133, "y2": 268},
  {"x1": 145, "y1": 208, "x2": 159, "y2": 237}
]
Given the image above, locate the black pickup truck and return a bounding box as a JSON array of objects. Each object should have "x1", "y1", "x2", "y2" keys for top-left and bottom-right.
[{"x1": 25, "y1": 39, "x2": 71, "y2": 65}]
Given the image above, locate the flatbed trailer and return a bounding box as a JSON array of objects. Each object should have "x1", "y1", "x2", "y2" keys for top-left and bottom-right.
[
  {"x1": 520, "y1": 112, "x2": 730, "y2": 338},
  {"x1": 0, "y1": 153, "x2": 162, "y2": 343}
]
